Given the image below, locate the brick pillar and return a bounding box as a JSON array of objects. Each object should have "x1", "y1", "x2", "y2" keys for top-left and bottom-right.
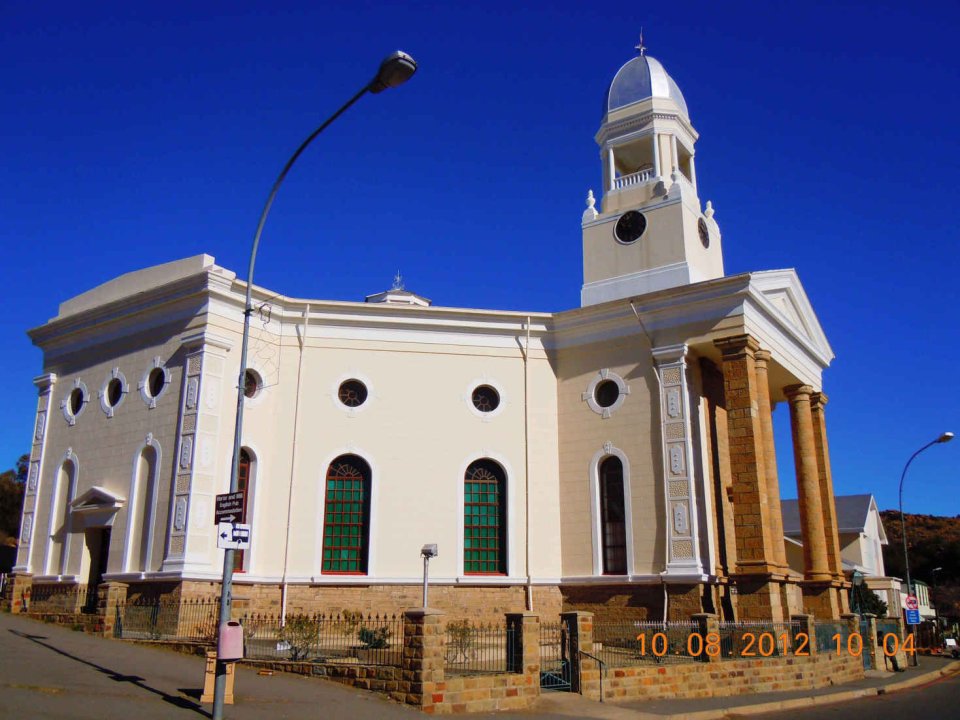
[
  {"x1": 100, "y1": 582, "x2": 128, "y2": 638},
  {"x1": 862, "y1": 614, "x2": 879, "y2": 670},
  {"x1": 399, "y1": 608, "x2": 445, "y2": 711},
  {"x1": 506, "y1": 613, "x2": 540, "y2": 677},
  {"x1": 715, "y1": 335, "x2": 786, "y2": 621},
  {"x1": 562, "y1": 611, "x2": 593, "y2": 696},
  {"x1": 790, "y1": 613, "x2": 818, "y2": 656},
  {"x1": 753, "y1": 350, "x2": 788, "y2": 570},
  {"x1": 810, "y1": 392, "x2": 850, "y2": 614},
  {"x1": 10, "y1": 574, "x2": 32, "y2": 614},
  {"x1": 692, "y1": 613, "x2": 720, "y2": 663}
]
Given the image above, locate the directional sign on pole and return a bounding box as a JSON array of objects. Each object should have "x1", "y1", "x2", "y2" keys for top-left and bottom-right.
[
  {"x1": 215, "y1": 492, "x2": 245, "y2": 525},
  {"x1": 906, "y1": 609, "x2": 921, "y2": 625},
  {"x1": 217, "y1": 522, "x2": 251, "y2": 550}
]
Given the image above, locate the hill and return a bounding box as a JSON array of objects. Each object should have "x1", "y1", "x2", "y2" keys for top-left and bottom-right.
[{"x1": 880, "y1": 510, "x2": 960, "y2": 619}]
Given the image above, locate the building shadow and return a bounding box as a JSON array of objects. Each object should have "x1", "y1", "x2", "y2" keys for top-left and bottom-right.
[{"x1": 9, "y1": 629, "x2": 210, "y2": 717}]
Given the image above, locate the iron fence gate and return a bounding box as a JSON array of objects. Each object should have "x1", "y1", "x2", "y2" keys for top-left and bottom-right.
[{"x1": 539, "y1": 621, "x2": 571, "y2": 691}]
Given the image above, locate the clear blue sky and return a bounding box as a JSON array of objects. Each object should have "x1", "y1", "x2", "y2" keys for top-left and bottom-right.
[{"x1": 1, "y1": 2, "x2": 957, "y2": 515}]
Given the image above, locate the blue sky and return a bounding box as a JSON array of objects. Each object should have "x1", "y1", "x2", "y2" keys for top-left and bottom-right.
[{"x1": 1, "y1": 1, "x2": 957, "y2": 515}]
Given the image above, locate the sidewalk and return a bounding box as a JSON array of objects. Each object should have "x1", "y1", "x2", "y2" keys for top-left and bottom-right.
[
  {"x1": 2, "y1": 611, "x2": 957, "y2": 720},
  {"x1": 534, "y1": 655, "x2": 960, "y2": 720}
]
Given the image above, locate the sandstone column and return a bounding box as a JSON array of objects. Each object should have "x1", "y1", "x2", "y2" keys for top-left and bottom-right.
[
  {"x1": 714, "y1": 335, "x2": 786, "y2": 621},
  {"x1": 810, "y1": 393, "x2": 844, "y2": 579},
  {"x1": 753, "y1": 350, "x2": 788, "y2": 570},
  {"x1": 784, "y1": 385, "x2": 831, "y2": 582}
]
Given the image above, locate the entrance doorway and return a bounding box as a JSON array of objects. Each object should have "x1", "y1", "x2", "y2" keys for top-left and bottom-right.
[{"x1": 83, "y1": 528, "x2": 110, "y2": 613}]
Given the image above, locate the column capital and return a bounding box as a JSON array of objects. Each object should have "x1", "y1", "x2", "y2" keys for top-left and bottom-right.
[
  {"x1": 753, "y1": 349, "x2": 772, "y2": 366},
  {"x1": 33, "y1": 373, "x2": 57, "y2": 391},
  {"x1": 714, "y1": 334, "x2": 760, "y2": 358},
  {"x1": 651, "y1": 343, "x2": 689, "y2": 364},
  {"x1": 810, "y1": 391, "x2": 828, "y2": 409},
  {"x1": 783, "y1": 383, "x2": 814, "y2": 401}
]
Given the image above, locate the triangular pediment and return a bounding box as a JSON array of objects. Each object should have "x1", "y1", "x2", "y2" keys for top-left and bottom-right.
[
  {"x1": 748, "y1": 270, "x2": 834, "y2": 365},
  {"x1": 71, "y1": 486, "x2": 125, "y2": 514}
]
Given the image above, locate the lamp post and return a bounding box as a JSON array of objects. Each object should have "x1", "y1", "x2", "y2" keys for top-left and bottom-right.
[
  {"x1": 898, "y1": 431, "x2": 953, "y2": 666},
  {"x1": 212, "y1": 50, "x2": 417, "y2": 720}
]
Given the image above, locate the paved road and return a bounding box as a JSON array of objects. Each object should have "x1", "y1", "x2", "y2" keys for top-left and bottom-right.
[
  {"x1": 0, "y1": 612, "x2": 419, "y2": 720},
  {"x1": 743, "y1": 671, "x2": 960, "y2": 720}
]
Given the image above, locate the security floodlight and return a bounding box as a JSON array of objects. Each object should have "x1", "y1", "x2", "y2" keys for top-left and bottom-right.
[{"x1": 421, "y1": 543, "x2": 438, "y2": 608}]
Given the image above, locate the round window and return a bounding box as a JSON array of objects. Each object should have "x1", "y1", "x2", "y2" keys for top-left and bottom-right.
[
  {"x1": 106, "y1": 378, "x2": 123, "y2": 407},
  {"x1": 243, "y1": 369, "x2": 262, "y2": 399},
  {"x1": 471, "y1": 385, "x2": 500, "y2": 413},
  {"x1": 594, "y1": 380, "x2": 620, "y2": 409},
  {"x1": 698, "y1": 217, "x2": 710, "y2": 248},
  {"x1": 147, "y1": 368, "x2": 166, "y2": 398},
  {"x1": 338, "y1": 379, "x2": 368, "y2": 408},
  {"x1": 69, "y1": 388, "x2": 85, "y2": 415}
]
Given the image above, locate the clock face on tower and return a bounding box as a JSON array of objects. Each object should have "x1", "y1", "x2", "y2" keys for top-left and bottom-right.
[
  {"x1": 614, "y1": 210, "x2": 647, "y2": 244},
  {"x1": 698, "y1": 218, "x2": 710, "y2": 248}
]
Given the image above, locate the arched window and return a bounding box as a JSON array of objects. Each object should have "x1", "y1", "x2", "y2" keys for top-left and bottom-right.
[
  {"x1": 127, "y1": 446, "x2": 158, "y2": 572},
  {"x1": 599, "y1": 456, "x2": 627, "y2": 575},
  {"x1": 464, "y1": 459, "x2": 506, "y2": 575},
  {"x1": 233, "y1": 448, "x2": 254, "y2": 573},
  {"x1": 48, "y1": 460, "x2": 77, "y2": 575},
  {"x1": 321, "y1": 454, "x2": 371, "y2": 574}
]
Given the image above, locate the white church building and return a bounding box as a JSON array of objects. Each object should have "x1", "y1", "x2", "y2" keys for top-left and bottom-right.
[{"x1": 15, "y1": 46, "x2": 850, "y2": 623}]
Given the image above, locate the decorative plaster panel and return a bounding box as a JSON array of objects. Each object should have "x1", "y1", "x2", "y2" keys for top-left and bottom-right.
[
  {"x1": 672, "y1": 539, "x2": 694, "y2": 559},
  {"x1": 174, "y1": 497, "x2": 187, "y2": 531},
  {"x1": 169, "y1": 535, "x2": 185, "y2": 555}
]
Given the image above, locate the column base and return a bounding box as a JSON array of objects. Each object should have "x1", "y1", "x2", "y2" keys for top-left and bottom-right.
[
  {"x1": 802, "y1": 580, "x2": 843, "y2": 619},
  {"x1": 730, "y1": 574, "x2": 789, "y2": 621}
]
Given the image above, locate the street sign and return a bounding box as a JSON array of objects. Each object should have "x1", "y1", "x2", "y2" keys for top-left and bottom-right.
[
  {"x1": 216, "y1": 522, "x2": 251, "y2": 550},
  {"x1": 215, "y1": 492, "x2": 245, "y2": 525},
  {"x1": 905, "y1": 594, "x2": 919, "y2": 611},
  {"x1": 906, "y1": 609, "x2": 921, "y2": 625}
]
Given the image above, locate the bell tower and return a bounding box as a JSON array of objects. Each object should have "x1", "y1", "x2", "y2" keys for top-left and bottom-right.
[{"x1": 581, "y1": 42, "x2": 724, "y2": 307}]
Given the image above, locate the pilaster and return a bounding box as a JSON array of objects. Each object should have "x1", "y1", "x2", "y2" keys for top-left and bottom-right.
[
  {"x1": 399, "y1": 608, "x2": 445, "y2": 710},
  {"x1": 506, "y1": 612, "x2": 540, "y2": 676},
  {"x1": 652, "y1": 344, "x2": 704, "y2": 576},
  {"x1": 161, "y1": 331, "x2": 232, "y2": 574},
  {"x1": 15, "y1": 373, "x2": 57, "y2": 574},
  {"x1": 99, "y1": 582, "x2": 128, "y2": 637}
]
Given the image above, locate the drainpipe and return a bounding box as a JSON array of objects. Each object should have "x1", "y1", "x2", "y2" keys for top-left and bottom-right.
[
  {"x1": 280, "y1": 304, "x2": 309, "y2": 625},
  {"x1": 523, "y1": 317, "x2": 533, "y2": 611}
]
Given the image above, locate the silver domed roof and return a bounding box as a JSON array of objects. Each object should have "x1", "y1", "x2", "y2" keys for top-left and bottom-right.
[{"x1": 605, "y1": 55, "x2": 688, "y2": 119}]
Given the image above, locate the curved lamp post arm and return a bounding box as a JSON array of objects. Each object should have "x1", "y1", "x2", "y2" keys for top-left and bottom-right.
[
  {"x1": 898, "y1": 432, "x2": 954, "y2": 597},
  {"x1": 213, "y1": 50, "x2": 416, "y2": 720}
]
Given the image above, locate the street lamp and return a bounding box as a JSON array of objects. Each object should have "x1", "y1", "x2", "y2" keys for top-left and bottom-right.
[
  {"x1": 212, "y1": 50, "x2": 417, "y2": 720},
  {"x1": 898, "y1": 431, "x2": 953, "y2": 666}
]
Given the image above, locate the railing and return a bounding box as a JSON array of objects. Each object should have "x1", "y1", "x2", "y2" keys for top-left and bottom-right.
[
  {"x1": 612, "y1": 167, "x2": 653, "y2": 190},
  {"x1": 116, "y1": 597, "x2": 219, "y2": 642},
  {"x1": 815, "y1": 621, "x2": 850, "y2": 654},
  {"x1": 444, "y1": 620, "x2": 517, "y2": 675},
  {"x1": 579, "y1": 650, "x2": 606, "y2": 702},
  {"x1": 716, "y1": 621, "x2": 801, "y2": 659},
  {"x1": 592, "y1": 620, "x2": 701, "y2": 666},
  {"x1": 241, "y1": 612, "x2": 403, "y2": 667}
]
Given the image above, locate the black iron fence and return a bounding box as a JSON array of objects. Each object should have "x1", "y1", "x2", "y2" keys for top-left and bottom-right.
[
  {"x1": 592, "y1": 620, "x2": 701, "y2": 666},
  {"x1": 444, "y1": 620, "x2": 517, "y2": 675},
  {"x1": 116, "y1": 598, "x2": 219, "y2": 641},
  {"x1": 240, "y1": 611, "x2": 403, "y2": 666},
  {"x1": 716, "y1": 621, "x2": 802, "y2": 659},
  {"x1": 27, "y1": 583, "x2": 99, "y2": 614}
]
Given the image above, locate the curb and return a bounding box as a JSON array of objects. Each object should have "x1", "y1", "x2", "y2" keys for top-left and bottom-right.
[{"x1": 658, "y1": 661, "x2": 960, "y2": 720}]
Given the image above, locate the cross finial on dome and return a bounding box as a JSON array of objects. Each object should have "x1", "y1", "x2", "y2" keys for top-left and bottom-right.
[
  {"x1": 635, "y1": 28, "x2": 646, "y2": 56},
  {"x1": 391, "y1": 270, "x2": 404, "y2": 291}
]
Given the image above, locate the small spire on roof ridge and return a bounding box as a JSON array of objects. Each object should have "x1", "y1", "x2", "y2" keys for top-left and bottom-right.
[
  {"x1": 391, "y1": 270, "x2": 404, "y2": 291},
  {"x1": 635, "y1": 28, "x2": 646, "y2": 56}
]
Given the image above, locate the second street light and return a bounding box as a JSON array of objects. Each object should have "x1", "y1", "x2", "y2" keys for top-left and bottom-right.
[
  {"x1": 212, "y1": 50, "x2": 417, "y2": 720},
  {"x1": 898, "y1": 430, "x2": 953, "y2": 666}
]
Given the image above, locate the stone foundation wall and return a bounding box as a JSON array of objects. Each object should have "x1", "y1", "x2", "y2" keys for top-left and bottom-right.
[
  {"x1": 561, "y1": 584, "x2": 666, "y2": 622},
  {"x1": 581, "y1": 651, "x2": 864, "y2": 702},
  {"x1": 178, "y1": 580, "x2": 561, "y2": 623}
]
